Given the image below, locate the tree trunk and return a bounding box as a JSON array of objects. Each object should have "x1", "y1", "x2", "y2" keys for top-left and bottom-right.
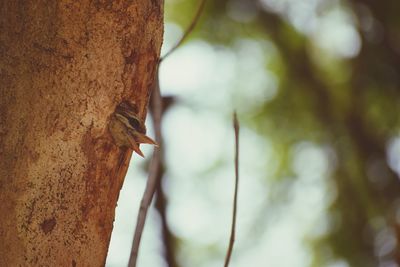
[{"x1": 0, "y1": 1, "x2": 163, "y2": 266}]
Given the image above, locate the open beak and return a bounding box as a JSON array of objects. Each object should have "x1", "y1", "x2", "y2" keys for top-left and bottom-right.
[
  {"x1": 126, "y1": 131, "x2": 158, "y2": 157},
  {"x1": 134, "y1": 132, "x2": 158, "y2": 147},
  {"x1": 127, "y1": 137, "x2": 145, "y2": 157}
]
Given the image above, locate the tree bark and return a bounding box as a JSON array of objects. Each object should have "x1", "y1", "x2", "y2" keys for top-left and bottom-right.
[{"x1": 0, "y1": 1, "x2": 163, "y2": 266}]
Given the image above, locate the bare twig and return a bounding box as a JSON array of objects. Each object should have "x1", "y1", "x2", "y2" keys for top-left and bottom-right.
[
  {"x1": 155, "y1": 173, "x2": 180, "y2": 267},
  {"x1": 128, "y1": 72, "x2": 163, "y2": 267},
  {"x1": 224, "y1": 111, "x2": 240, "y2": 267},
  {"x1": 127, "y1": 0, "x2": 207, "y2": 263},
  {"x1": 160, "y1": 0, "x2": 207, "y2": 62},
  {"x1": 153, "y1": 95, "x2": 179, "y2": 267}
]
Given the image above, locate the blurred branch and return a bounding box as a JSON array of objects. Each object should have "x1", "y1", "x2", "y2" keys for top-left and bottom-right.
[
  {"x1": 257, "y1": 0, "x2": 400, "y2": 204},
  {"x1": 128, "y1": 0, "x2": 208, "y2": 262},
  {"x1": 128, "y1": 72, "x2": 163, "y2": 267},
  {"x1": 160, "y1": 0, "x2": 207, "y2": 62},
  {"x1": 351, "y1": 0, "x2": 400, "y2": 68},
  {"x1": 153, "y1": 95, "x2": 179, "y2": 267},
  {"x1": 254, "y1": 2, "x2": 400, "y2": 265},
  {"x1": 224, "y1": 111, "x2": 240, "y2": 267},
  {"x1": 155, "y1": 173, "x2": 180, "y2": 267}
]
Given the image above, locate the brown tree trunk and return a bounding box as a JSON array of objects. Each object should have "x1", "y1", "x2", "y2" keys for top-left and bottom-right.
[{"x1": 0, "y1": 1, "x2": 163, "y2": 266}]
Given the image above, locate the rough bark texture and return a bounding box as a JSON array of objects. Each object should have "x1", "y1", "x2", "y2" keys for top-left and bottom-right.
[{"x1": 0, "y1": 1, "x2": 163, "y2": 266}]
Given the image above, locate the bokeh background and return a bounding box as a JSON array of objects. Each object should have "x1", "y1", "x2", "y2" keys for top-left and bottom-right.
[{"x1": 106, "y1": 0, "x2": 400, "y2": 266}]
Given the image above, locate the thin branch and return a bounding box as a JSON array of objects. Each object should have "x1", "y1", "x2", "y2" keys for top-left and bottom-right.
[
  {"x1": 155, "y1": 174, "x2": 180, "y2": 267},
  {"x1": 153, "y1": 95, "x2": 179, "y2": 267},
  {"x1": 160, "y1": 0, "x2": 207, "y2": 62},
  {"x1": 128, "y1": 0, "x2": 207, "y2": 261},
  {"x1": 224, "y1": 111, "x2": 240, "y2": 267},
  {"x1": 128, "y1": 1, "x2": 207, "y2": 262},
  {"x1": 128, "y1": 72, "x2": 163, "y2": 267}
]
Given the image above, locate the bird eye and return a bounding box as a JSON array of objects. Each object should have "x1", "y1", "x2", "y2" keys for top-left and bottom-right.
[{"x1": 128, "y1": 116, "x2": 141, "y2": 130}]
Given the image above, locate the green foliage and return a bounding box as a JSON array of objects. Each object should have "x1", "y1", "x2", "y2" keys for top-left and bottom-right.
[{"x1": 164, "y1": 0, "x2": 400, "y2": 266}]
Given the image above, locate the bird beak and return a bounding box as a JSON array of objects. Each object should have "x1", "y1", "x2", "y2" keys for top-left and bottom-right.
[
  {"x1": 134, "y1": 132, "x2": 158, "y2": 147},
  {"x1": 127, "y1": 137, "x2": 145, "y2": 157}
]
